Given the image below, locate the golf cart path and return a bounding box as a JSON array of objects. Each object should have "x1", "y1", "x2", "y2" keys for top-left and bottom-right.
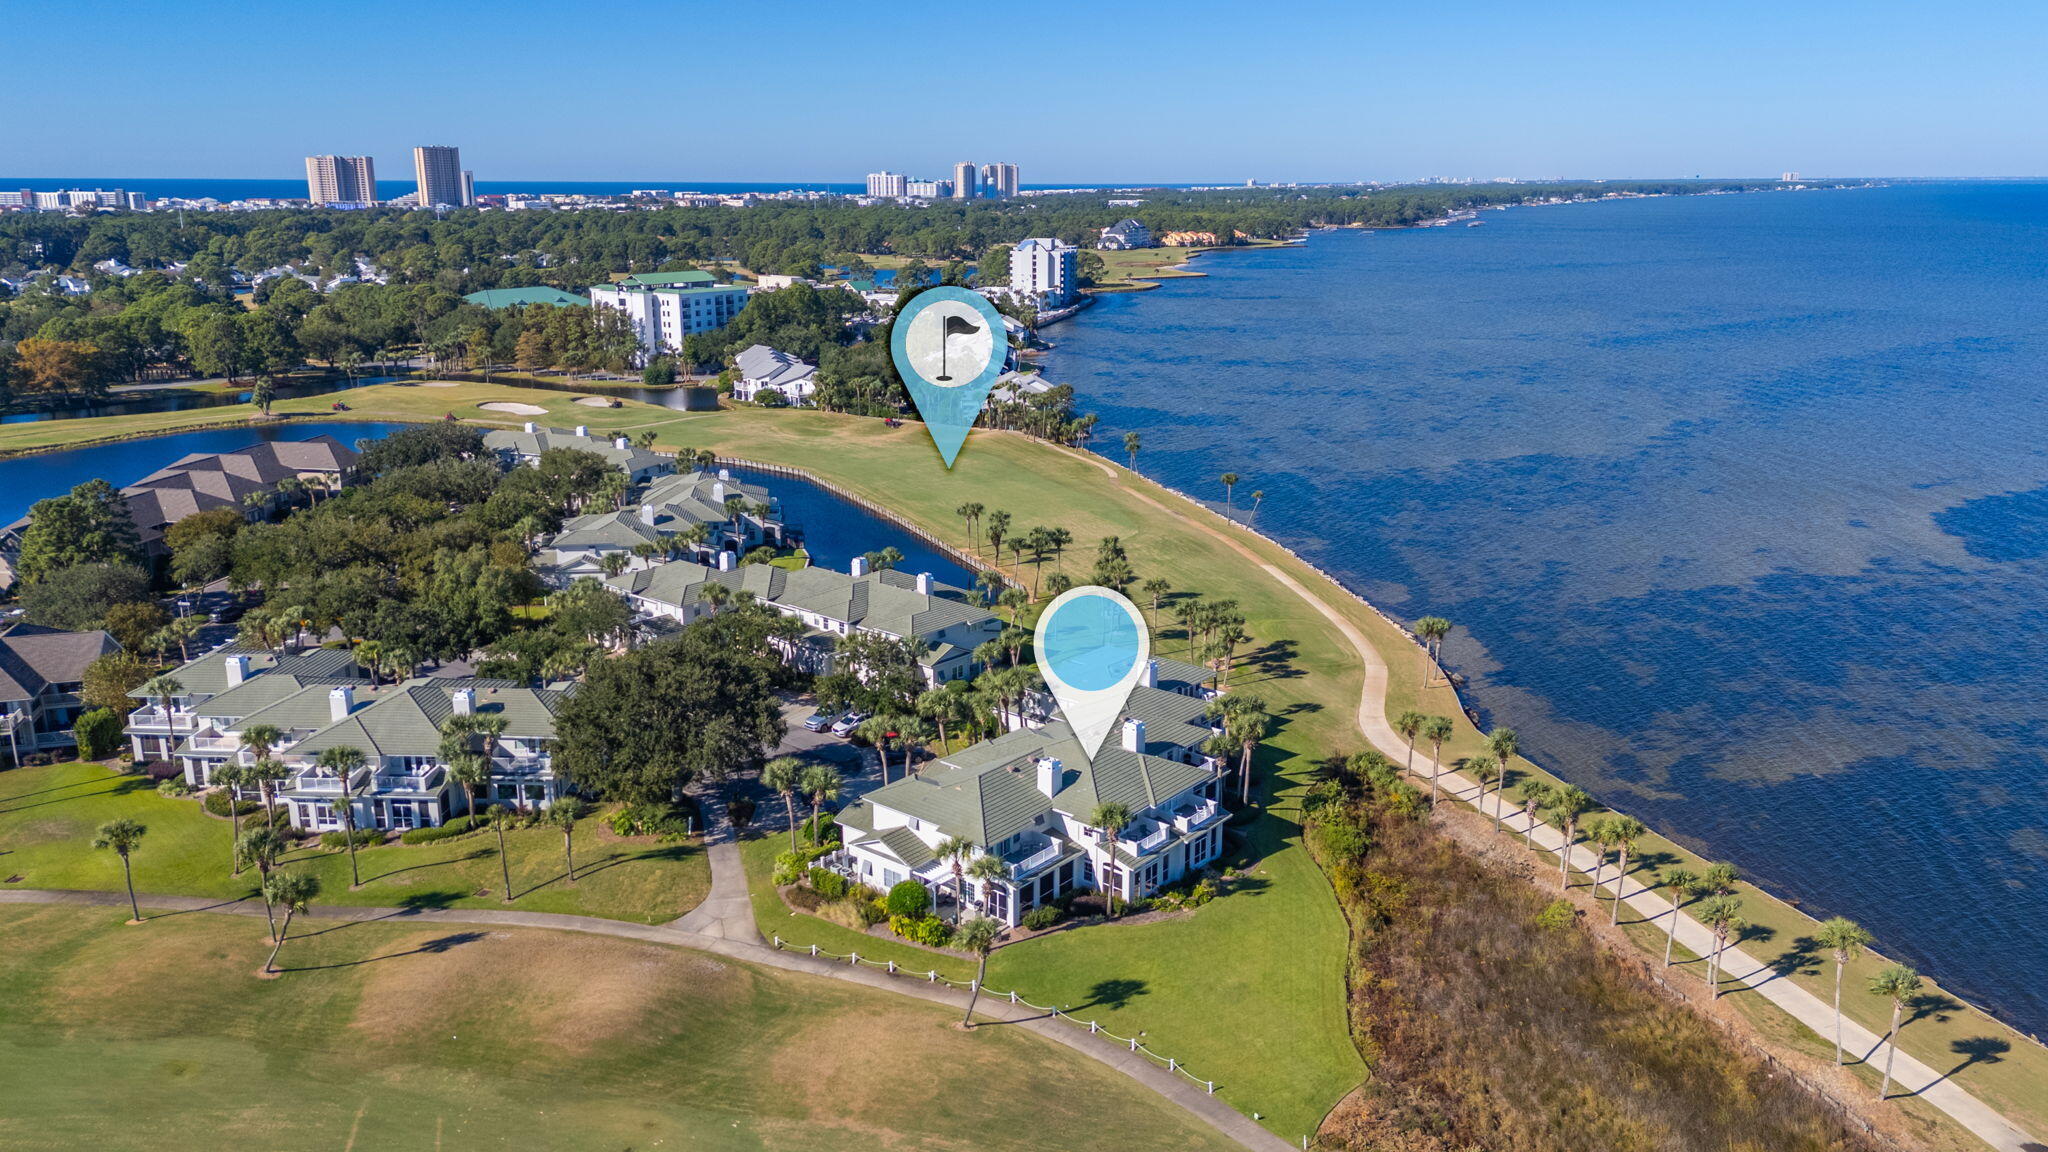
[{"x1": 1046, "y1": 440, "x2": 2039, "y2": 1152}]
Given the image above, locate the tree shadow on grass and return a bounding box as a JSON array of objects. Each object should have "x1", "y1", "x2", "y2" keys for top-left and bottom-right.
[
  {"x1": 1907, "y1": 992, "x2": 1964, "y2": 1028},
  {"x1": 0, "y1": 772, "x2": 155, "y2": 806},
  {"x1": 361, "y1": 846, "x2": 496, "y2": 886},
  {"x1": 1916, "y1": 1036, "x2": 2011, "y2": 1094},
  {"x1": 0, "y1": 776, "x2": 154, "y2": 816},
  {"x1": 1764, "y1": 934, "x2": 1823, "y2": 981},
  {"x1": 1076, "y1": 977, "x2": 1148, "y2": 1012},
  {"x1": 279, "y1": 930, "x2": 488, "y2": 972}
]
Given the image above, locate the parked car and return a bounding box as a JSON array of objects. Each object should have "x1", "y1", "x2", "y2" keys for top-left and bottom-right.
[
  {"x1": 802, "y1": 710, "x2": 840, "y2": 733},
  {"x1": 830, "y1": 711, "x2": 870, "y2": 737}
]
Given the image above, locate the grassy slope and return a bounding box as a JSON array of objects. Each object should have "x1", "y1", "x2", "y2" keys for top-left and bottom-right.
[
  {"x1": 0, "y1": 761, "x2": 709, "y2": 925},
  {"x1": 9, "y1": 381, "x2": 2045, "y2": 1144},
  {"x1": 0, "y1": 905, "x2": 1242, "y2": 1152}
]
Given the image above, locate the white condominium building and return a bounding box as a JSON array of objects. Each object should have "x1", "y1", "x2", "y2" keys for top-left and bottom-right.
[
  {"x1": 305, "y1": 155, "x2": 377, "y2": 205},
  {"x1": 589, "y1": 283, "x2": 750, "y2": 358},
  {"x1": 866, "y1": 171, "x2": 908, "y2": 198},
  {"x1": 1010, "y1": 237, "x2": 1078, "y2": 303}
]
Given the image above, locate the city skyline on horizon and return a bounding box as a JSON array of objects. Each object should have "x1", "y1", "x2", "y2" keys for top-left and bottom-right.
[{"x1": 6, "y1": 1, "x2": 2042, "y2": 182}]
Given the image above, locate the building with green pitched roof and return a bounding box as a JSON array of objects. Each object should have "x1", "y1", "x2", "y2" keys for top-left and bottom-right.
[{"x1": 462, "y1": 286, "x2": 589, "y2": 309}]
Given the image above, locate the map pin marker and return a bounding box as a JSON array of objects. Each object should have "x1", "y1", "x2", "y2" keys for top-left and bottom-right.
[
  {"x1": 890, "y1": 285, "x2": 1009, "y2": 467},
  {"x1": 1034, "y1": 586, "x2": 1150, "y2": 765}
]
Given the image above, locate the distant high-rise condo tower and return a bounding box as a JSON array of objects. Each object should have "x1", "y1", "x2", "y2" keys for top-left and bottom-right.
[
  {"x1": 952, "y1": 162, "x2": 978, "y2": 200},
  {"x1": 866, "y1": 171, "x2": 908, "y2": 198},
  {"x1": 461, "y1": 170, "x2": 476, "y2": 205},
  {"x1": 979, "y1": 162, "x2": 1019, "y2": 198},
  {"x1": 304, "y1": 155, "x2": 377, "y2": 206},
  {"x1": 412, "y1": 145, "x2": 466, "y2": 208}
]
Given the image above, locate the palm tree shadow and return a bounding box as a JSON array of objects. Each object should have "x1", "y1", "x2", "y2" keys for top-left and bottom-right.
[
  {"x1": 1906, "y1": 992, "x2": 1963, "y2": 1028},
  {"x1": 362, "y1": 846, "x2": 496, "y2": 886},
  {"x1": 279, "y1": 930, "x2": 488, "y2": 972},
  {"x1": 1912, "y1": 1036, "x2": 2011, "y2": 1095},
  {"x1": 0, "y1": 777, "x2": 153, "y2": 816},
  {"x1": 513, "y1": 851, "x2": 636, "y2": 899},
  {"x1": 1765, "y1": 934, "x2": 1822, "y2": 981},
  {"x1": 1076, "y1": 977, "x2": 1148, "y2": 1012}
]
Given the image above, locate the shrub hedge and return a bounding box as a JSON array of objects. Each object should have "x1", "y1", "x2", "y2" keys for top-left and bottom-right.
[{"x1": 399, "y1": 814, "x2": 484, "y2": 844}]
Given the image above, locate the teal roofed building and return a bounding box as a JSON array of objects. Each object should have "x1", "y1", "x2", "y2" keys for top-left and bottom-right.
[{"x1": 463, "y1": 286, "x2": 589, "y2": 309}]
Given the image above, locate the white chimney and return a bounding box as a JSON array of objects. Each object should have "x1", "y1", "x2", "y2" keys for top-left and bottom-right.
[
  {"x1": 614, "y1": 435, "x2": 630, "y2": 450},
  {"x1": 1141, "y1": 659, "x2": 1159, "y2": 689},
  {"x1": 223, "y1": 653, "x2": 250, "y2": 688},
  {"x1": 574, "y1": 424, "x2": 589, "y2": 438},
  {"x1": 328, "y1": 685, "x2": 355, "y2": 722},
  {"x1": 717, "y1": 550, "x2": 736, "y2": 571},
  {"x1": 915, "y1": 572, "x2": 933, "y2": 595},
  {"x1": 522, "y1": 421, "x2": 537, "y2": 434},
  {"x1": 452, "y1": 687, "x2": 475, "y2": 715},
  {"x1": 1035, "y1": 756, "x2": 1065, "y2": 798},
  {"x1": 712, "y1": 481, "x2": 726, "y2": 503},
  {"x1": 1121, "y1": 716, "x2": 1146, "y2": 754},
  {"x1": 639, "y1": 504, "x2": 658, "y2": 526},
  {"x1": 718, "y1": 467, "x2": 731, "y2": 481},
  {"x1": 850, "y1": 555, "x2": 869, "y2": 577}
]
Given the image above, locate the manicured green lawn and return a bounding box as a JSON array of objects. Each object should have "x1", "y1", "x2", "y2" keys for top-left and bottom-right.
[
  {"x1": 0, "y1": 904, "x2": 1243, "y2": 1152},
  {"x1": 0, "y1": 760, "x2": 708, "y2": 925},
  {"x1": 737, "y1": 830, "x2": 973, "y2": 981}
]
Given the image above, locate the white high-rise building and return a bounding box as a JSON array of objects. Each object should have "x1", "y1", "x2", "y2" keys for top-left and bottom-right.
[
  {"x1": 952, "y1": 161, "x2": 978, "y2": 200},
  {"x1": 866, "y1": 171, "x2": 908, "y2": 198},
  {"x1": 905, "y1": 178, "x2": 951, "y2": 199},
  {"x1": 412, "y1": 146, "x2": 466, "y2": 208},
  {"x1": 589, "y1": 283, "x2": 751, "y2": 359},
  {"x1": 979, "y1": 162, "x2": 1019, "y2": 198},
  {"x1": 1010, "y1": 237, "x2": 1078, "y2": 304},
  {"x1": 304, "y1": 155, "x2": 377, "y2": 206}
]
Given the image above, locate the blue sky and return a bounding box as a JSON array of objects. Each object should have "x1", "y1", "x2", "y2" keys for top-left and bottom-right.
[{"x1": 7, "y1": 0, "x2": 2043, "y2": 182}]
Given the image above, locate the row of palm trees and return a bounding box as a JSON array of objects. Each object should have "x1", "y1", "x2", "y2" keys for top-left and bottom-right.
[{"x1": 1381, "y1": 715, "x2": 1934, "y2": 1104}]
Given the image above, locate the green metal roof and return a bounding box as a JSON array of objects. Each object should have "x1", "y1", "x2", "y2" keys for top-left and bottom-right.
[
  {"x1": 463, "y1": 287, "x2": 589, "y2": 309},
  {"x1": 617, "y1": 270, "x2": 716, "y2": 287}
]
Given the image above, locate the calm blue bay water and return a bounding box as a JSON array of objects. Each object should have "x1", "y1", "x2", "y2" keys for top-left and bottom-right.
[{"x1": 1043, "y1": 183, "x2": 2048, "y2": 1034}]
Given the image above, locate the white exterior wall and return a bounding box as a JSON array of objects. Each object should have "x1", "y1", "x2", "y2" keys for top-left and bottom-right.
[
  {"x1": 1010, "y1": 239, "x2": 1077, "y2": 303},
  {"x1": 590, "y1": 285, "x2": 749, "y2": 357}
]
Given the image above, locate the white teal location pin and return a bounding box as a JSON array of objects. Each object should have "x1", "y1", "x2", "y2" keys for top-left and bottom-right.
[
  {"x1": 1034, "y1": 586, "x2": 1150, "y2": 765},
  {"x1": 890, "y1": 285, "x2": 1008, "y2": 467}
]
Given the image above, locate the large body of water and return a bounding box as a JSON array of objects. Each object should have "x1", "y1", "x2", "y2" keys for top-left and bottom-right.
[{"x1": 1042, "y1": 183, "x2": 2048, "y2": 1035}]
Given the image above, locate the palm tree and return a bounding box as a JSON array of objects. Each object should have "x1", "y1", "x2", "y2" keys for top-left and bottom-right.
[
  {"x1": 1247, "y1": 490, "x2": 1265, "y2": 527},
  {"x1": 1518, "y1": 780, "x2": 1552, "y2": 849},
  {"x1": 955, "y1": 915, "x2": 1005, "y2": 1026},
  {"x1": 1697, "y1": 895, "x2": 1747, "y2": 998},
  {"x1": 248, "y1": 757, "x2": 289, "y2": 825},
  {"x1": 214, "y1": 761, "x2": 249, "y2": 874},
  {"x1": 1087, "y1": 802, "x2": 1135, "y2": 918},
  {"x1": 1139, "y1": 578, "x2": 1171, "y2": 630},
  {"x1": 261, "y1": 871, "x2": 321, "y2": 975},
  {"x1": 1869, "y1": 964, "x2": 1925, "y2": 1100},
  {"x1": 1699, "y1": 860, "x2": 1740, "y2": 897},
  {"x1": 1123, "y1": 431, "x2": 1141, "y2": 470},
  {"x1": 918, "y1": 691, "x2": 968, "y2": 752},
  {"x1": 1543, "y1": 784, "x2": 1592, "y2": 890},
  {"x1": 1392, "y1": 709, "x2": 1424, "y2": 776},
  {"x1": 1817, "y1": 916, "x2": 1875, "y2": 1065},
  {"x1": 984, "y1": 510, "x2": 1011, "y2": 570},
  {"x1": 488, "y1": 804, "x2": 517, "y2": 901},
  {"x1": 448, "y1": 753, "x2": 489, "y2": 824},
  {"x1": 139, "y1": 674, "x2": 184, "y2": 755},
  {"x1": 964, "y1": 853, "x2": 1007, "y2": 919},
  {"x1": 761, "y1": 756, "x2": 807, "y2": 852},
  {"x1": 800, "y1": 762, "x2": 840, "y2": 845},
  {"x1": 551, "y1": 797, "x2": 592, "y2": 883},
  {"x1": 1584, "y1": 815, "x2": 1618, "y2": 902},
  {"x1": 1485, "y1": 727, "x2": 1517, "y2": 824},
  {"x1": 1412, "y1": 617, "x2": 1451, "y2": 683},
  {"x1": 236, "y1": 826, "x2": 287, "y2": 941},
  {"x1": 354, "y1": 640, "x2": 385, "y2": 684},
  {"x1": 700, "y1": 580, "x2": 734, "y2": 617},
  {"x1": 1467, "y1": 755, "x2": 1501, "y2": 830},
  {"x1": 1207, "y1": 694, "x2": 1270, "y2": 805},
  {"x1": 1218, "y1": 472, "x2": 1239, "y2": 513},
  {"x1": 238, "y1": 723, "x2": 284, "y2": 814},
  {"x1": 93, "y1": 818, "x2": 148, "y2": 923},
  {"x1": 315, "y1": 746, "x2": 368, "y2": 887},
  {"x1": 1604, "y1": 815, "x2": 1647, "y2": 924},
  {"x1": 1045, "y1": 526, "x2": 1073, "y2": 573},
  {"x1": 1656, "y1": 866, "x2": 1699, "y2": 967},
  {"x1": 1420, "y1": 716, "x2": 1454, "y2": 807},
  {"x1": 935, "y1": 836, "x2": 977, "y2": 915}
]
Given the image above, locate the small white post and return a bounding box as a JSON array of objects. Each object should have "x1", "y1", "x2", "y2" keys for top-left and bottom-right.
[
  {"x1": 1089, "y1": 1021, "x2": 1098, "y2": 1034},
  {"x1": 1206, "y1": 1081, "x2": 1215, "y2": 1095},
  {"x1": 849, "y1": 952, "x2": 858, "y2": 966},
  {"x1": 1168, "y1": 1058, "x2": 1177, "y2": 1072},
  {"x1": 809, "y1": 944, "x2": 818, "y2": 957},
  {"x1": 1008, "y1": 990, "x2": 1017, "y2": 1004},
  {"x1": 928, "y1": 970, "x2": 937, "y2": 981},
  {"x1": 1129, "y1": 1037, "x2": 1138, "y2": 1052},
  {"x1": 887, "y1": 960, "x2": 896, "y2": 974},
  {"x1": 772, "y1": 935, "x2": 781, "y2": 948}
]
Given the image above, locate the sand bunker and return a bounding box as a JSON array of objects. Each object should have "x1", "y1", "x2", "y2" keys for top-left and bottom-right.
[
  {"x1": 419, "y1": 381, "x2": 462, "y2": 388},
  {"x1": 574, "y1": 396, "x2": 620, "y2": 407},
  {"x1": 479, "y1": 401, "x2": 548, "y2": 415}
]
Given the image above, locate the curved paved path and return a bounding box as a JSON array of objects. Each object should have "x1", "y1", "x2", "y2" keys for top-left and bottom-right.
[
  {"x1": 1048, "y1": 440, "x2": 2042, "y2": 1152},
  {"x1": 0, "y1": 796, "x2": 1291, "y2": 1152}
]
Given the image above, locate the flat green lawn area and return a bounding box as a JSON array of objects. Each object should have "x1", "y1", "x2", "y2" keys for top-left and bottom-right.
[
  {"x1": 0, "y1": 760, "x2": 709, "y2": 925},
  {"x1": 737, "y1": 830, "x2": 973, "y2": 980},
  {"x1": 0, "y1": 905, "x2": 1243, "y2": 1152}
]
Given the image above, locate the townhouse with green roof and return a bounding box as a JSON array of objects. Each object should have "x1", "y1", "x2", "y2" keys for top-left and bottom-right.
[
  {"x1": 606, "y1": 554, "x2": 1000, "y2": 684},
  {"x1": 131, "y1": 647, "x2": 566, "y2": 832},
  {"x1": 534, "y1": 467, "x2": 788, "y2": 587},
  {"x1": 482, "y1": 423, "x2": 673, "y2": 484},
  {"x1": 832, "y1": 714, "x2": 1230, "y2": 926}
]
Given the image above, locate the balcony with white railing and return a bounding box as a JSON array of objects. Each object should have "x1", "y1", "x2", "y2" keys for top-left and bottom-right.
[
  {"x1": 1128, "y1": 823, "x2": 1174, "y2": 857},
  {"x1": 1005, "y1": 838, "x2": 1065, "y2": 880},
  {"x1": 1172, "y1": 798, "x2": 1221, "y2": 835},
  {"x1": 373, "y1": 767, "x2": 446, "y2": 795},
  {"x1": 126, "y1": 709, "x2": 199, "y2": 734},
  {"x1": 185, "y1": 736, "x2": 241, "y2": 754},
  {"x1": 289, "y1": 774, "x2": 347, "y2": 795}
]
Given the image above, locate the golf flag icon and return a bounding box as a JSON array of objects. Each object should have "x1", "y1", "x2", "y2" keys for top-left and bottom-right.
[{"x1": 890, "y1": 286, "x2": 1009, "y2": 467}]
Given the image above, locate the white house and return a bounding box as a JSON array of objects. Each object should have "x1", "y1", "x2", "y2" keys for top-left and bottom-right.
[
  {"x1": 733, "y1": 344, "x2": 818, "y2": 404},
  {"x1": 607, "y1": 555, "x2": 1000, "y2": 684},
  {"x1": 1010, "y1": 237, "x2": 1078, "y2": 304},
  {"x1": 1097, "y1": 219, "x2": 1152, "y2": 250},
  {"x1": 833, "y1": 715, "x2": 1229, "y2": 926}
]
